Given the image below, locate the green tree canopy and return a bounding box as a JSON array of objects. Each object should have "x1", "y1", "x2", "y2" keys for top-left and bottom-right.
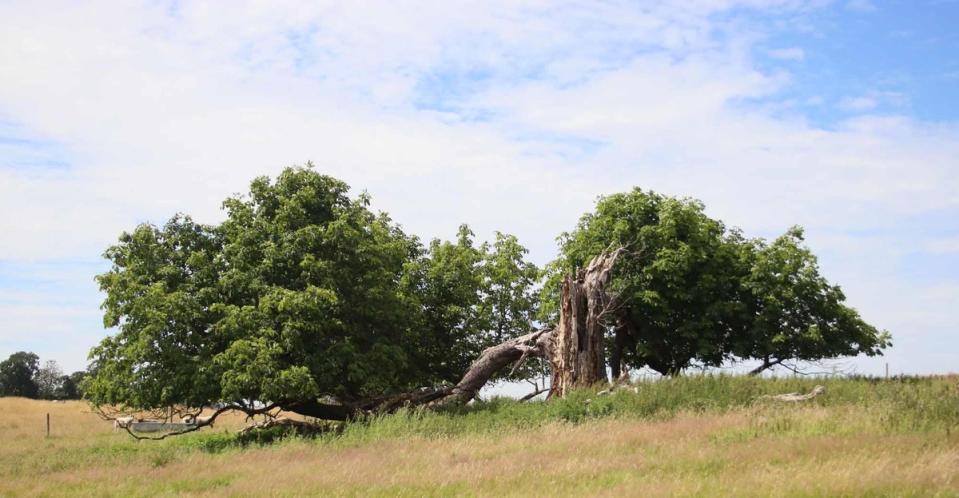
[
  {"x1": 737, "y1": 227, "x2": 890, "y2": 373},
  {"x1": 0, "y1": 351, "x2": 40, "y2": 398},
  {"x1": 85, "y1": 167, "x2": 889, "y2": 422},
  {"x1": 403, "y1": 227, "x2": 541, "y2": 384},
  {"x1": 547, "y1": 188, "x2": 889, "y2": 376},
  {"x1": 85, "y1": 166, "x2": 539, "y2": 416},
  {"x1": 55, "y1": 373, "x2": 81, "y2": 400}
]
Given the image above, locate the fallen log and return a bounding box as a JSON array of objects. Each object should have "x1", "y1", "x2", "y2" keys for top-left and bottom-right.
[{"x1": 760, "y1": 385, "x2": 826, "y2": 402}]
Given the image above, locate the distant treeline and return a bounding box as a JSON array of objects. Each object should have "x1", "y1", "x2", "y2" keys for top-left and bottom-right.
[{"x1": 0, "y1": 351, "x2": 88, "y2": 400}]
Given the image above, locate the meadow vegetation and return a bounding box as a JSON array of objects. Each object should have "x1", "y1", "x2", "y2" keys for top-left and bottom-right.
[{"x1": 3, "y1": 375, "x2": 958, "y2": 496}]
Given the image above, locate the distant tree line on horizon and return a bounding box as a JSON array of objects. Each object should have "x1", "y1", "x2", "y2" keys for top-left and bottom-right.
[{"x1": 0, "y1": 351, "x2": 88, "y2": 400}]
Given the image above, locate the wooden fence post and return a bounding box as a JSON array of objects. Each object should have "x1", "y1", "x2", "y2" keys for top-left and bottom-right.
[{"x1": 46, "y1": 413, "x2": 50, "y2": 437}]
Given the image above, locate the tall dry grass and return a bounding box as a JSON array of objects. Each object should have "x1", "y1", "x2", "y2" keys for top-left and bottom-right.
[{"x1": 1, "y1": 375, "x2": 958, "y2": 496}]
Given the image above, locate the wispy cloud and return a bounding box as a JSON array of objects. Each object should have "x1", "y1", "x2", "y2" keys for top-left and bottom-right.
[
  {"x1": 846, "y1": 0, "x2": 877, "y2": 12},
  {"x1": 839, "y1": 95, "x2": 880, "y2": 111},
  {"x1": 0, "y1": 0, "x2": 957, "y2": 373},
  {"x1": 838, "y1": 90, "x2": 908, "y2": 112},
  {"x1": 767, "y1": 47, "x2": 806, "y2": 60},
  {"x1": 925, "y1": 236, "x2": 959, "y2": 254}
]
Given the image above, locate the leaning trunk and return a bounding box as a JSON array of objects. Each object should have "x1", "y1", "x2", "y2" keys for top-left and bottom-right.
[
  {"x1": 121, "y1": 250, "x2": 628, "y2": 436},
  {"x1": 433, "y1": 328, "x2": 554, "y2": 406},
  {"x1": 436, "y1": 249, "x2": 622, "y2": 404},
  {"x1": 289, "y1": 250, "x2": 625, "y2": 418}
]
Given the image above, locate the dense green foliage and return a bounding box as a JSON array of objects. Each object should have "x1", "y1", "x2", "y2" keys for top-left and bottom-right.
[
  {"x1": 737, "y1": 227, "x2": 890, "y2": 370},
  {"x1": 408, "y1": 227, "x2": 541, "y2": 383},
  {"x1": 87, "y1": 166, "x2": 888, "y2": 414},
  {"x1": 0, "y1": 351, "x2": 39, "y2": 398},
  {"x1": 86, "y1": 166, "x2": 539, "y2": 411},
  {"x1": 549, "y1": 188, "x2": 889, "y2": 375},
  {"x1": 0, "y1": 353, "x2": 84, "y2": 399}
]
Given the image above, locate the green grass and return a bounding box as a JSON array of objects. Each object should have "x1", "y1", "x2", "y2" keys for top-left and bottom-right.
[
  {"x1": 3, "y1": 375, "x2": 959, "y2": 497},
  {"x1": 170, "y1": 374, "x2": 959, "y2": 452}
]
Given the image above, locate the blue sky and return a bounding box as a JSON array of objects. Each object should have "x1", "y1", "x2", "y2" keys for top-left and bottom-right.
[{"x1": 0, "y1": 0, "x2": 957, "y2": 376}]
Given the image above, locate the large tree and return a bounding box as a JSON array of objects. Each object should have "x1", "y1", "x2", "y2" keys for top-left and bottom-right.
[
  {"x1": 86, "y1": 166, "x2": 541, "y2": 421},
  {"x1": 0, "y1": 351, "x2": 40, "y2": 398},
  {"x1": 86, "y1": 167, "x2": 889, "y2": 431},
  {"x1": 547, "y1": 189, "x2": 753, "y2": 376},
  {"x1": 56, "y1": 373, "x2": 82, "y2": 400},
  {"x1": 738, "y1": 227, "x2": 890, "y2": 374},
  {"x1": 547, "y1": 188, "x2": 889, "y2": 377},
  {"x1": 35, "y1": 360, "x2": 64, "y2": 400}
]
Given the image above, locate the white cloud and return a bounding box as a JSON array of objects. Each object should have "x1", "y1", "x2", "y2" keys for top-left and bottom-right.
[
  {"x1": 846, "y1": 0, "x2": 877, "y2": 12},
  {"x1": 0, "y1": 0, "x2": 815, "y2": 262},
  {"x1": 838, "y1": 90, "x2": 908, "y2": 113},
  {"x1": 925, "y1": 236, "x2": 959, "y2": 254},
  {"x1": 767, "y1": 47, "x2": 806, "y2": 60},
  {"x1": 838, "y1": 95, "x2": 879, "y2": 112},
  {"x1": 0, "y1": 0, "x2": 957, "y2": 374}
]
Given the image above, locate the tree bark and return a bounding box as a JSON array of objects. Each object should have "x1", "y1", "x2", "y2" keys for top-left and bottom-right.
[
  {"x1": 610, "y1": 317, "x2": 630, "y2": 381},
  {"x1": 413, "y1": 250, "x2": 623, "y2": 406},
  {"x1": 433, "y1": 328, "x2": 554, "y2": 406},
  {"x1": 280, "y1": 400, "x2": 358, "y2": 421},
  {"x1": 549, "y1": 250, "x2": 621, "y2": 398},
  {"x1": 278, "y1": 251, "x2": 622, "y2": 421}
]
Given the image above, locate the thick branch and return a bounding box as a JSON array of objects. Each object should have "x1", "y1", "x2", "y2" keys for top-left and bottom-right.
[
  {"x1": 748, "y1": 357, "x2": 783, "y2": 376},
  {"x1": 239, "y1": 417, "x2": 334, "y2": 434},
  {"x1": 281, "y1": 400, "x2": 360, "y2": 421},
  {"x1": 433, "y1": 328, "x2": 554, "y2": 406},
  {"x1": 519, "y1": 387, "x2": 550, "y2": 402},
  {"x1": 122, "y1": 402, "x2": 280, "y2": 440}
]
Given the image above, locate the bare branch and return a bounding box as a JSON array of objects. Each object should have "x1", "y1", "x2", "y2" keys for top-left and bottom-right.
[
  {"x1": 120, "y1": 402, "x2": 281, "y2": 440},
  {"x1": 519, "y1": 387, "x2": 549, "y2": 402}
]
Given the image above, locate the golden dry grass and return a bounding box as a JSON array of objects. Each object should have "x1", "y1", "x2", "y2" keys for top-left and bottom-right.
[{"x1": 2, "y1": 386, "x2": 959, "y2": 497}]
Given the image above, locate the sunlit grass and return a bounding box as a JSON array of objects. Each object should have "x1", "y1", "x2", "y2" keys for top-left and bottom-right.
[{"x1": 1, "y1": 375, "x2": 958, "y2": 496}]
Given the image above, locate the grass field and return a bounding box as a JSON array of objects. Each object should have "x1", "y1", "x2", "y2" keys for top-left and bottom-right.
[{"x1": 2, "y1": 375, "x2": 959, "y2": 497}]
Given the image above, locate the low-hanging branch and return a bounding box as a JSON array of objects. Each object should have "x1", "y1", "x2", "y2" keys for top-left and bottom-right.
[{"x1": 119, "y1": 402, "x2": 282, "y2": 441}]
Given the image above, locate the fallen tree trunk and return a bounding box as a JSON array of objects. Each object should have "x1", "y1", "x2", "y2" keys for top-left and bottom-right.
[
  {"x1": 429, "y1": 249, "x2": 623, "y2": 406},
  {"x1": 433, "y1": 328, "x2": 555, "y2": 406},
  {"x1": 760, "y1": 385, "x2": 825, "y2": 402},
  {"x1": 289, "y1": 250, "x2": 624, "y2": 417},
  {"x1": 239, "y1": 417, "x2": 335, "y2": 435}
]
